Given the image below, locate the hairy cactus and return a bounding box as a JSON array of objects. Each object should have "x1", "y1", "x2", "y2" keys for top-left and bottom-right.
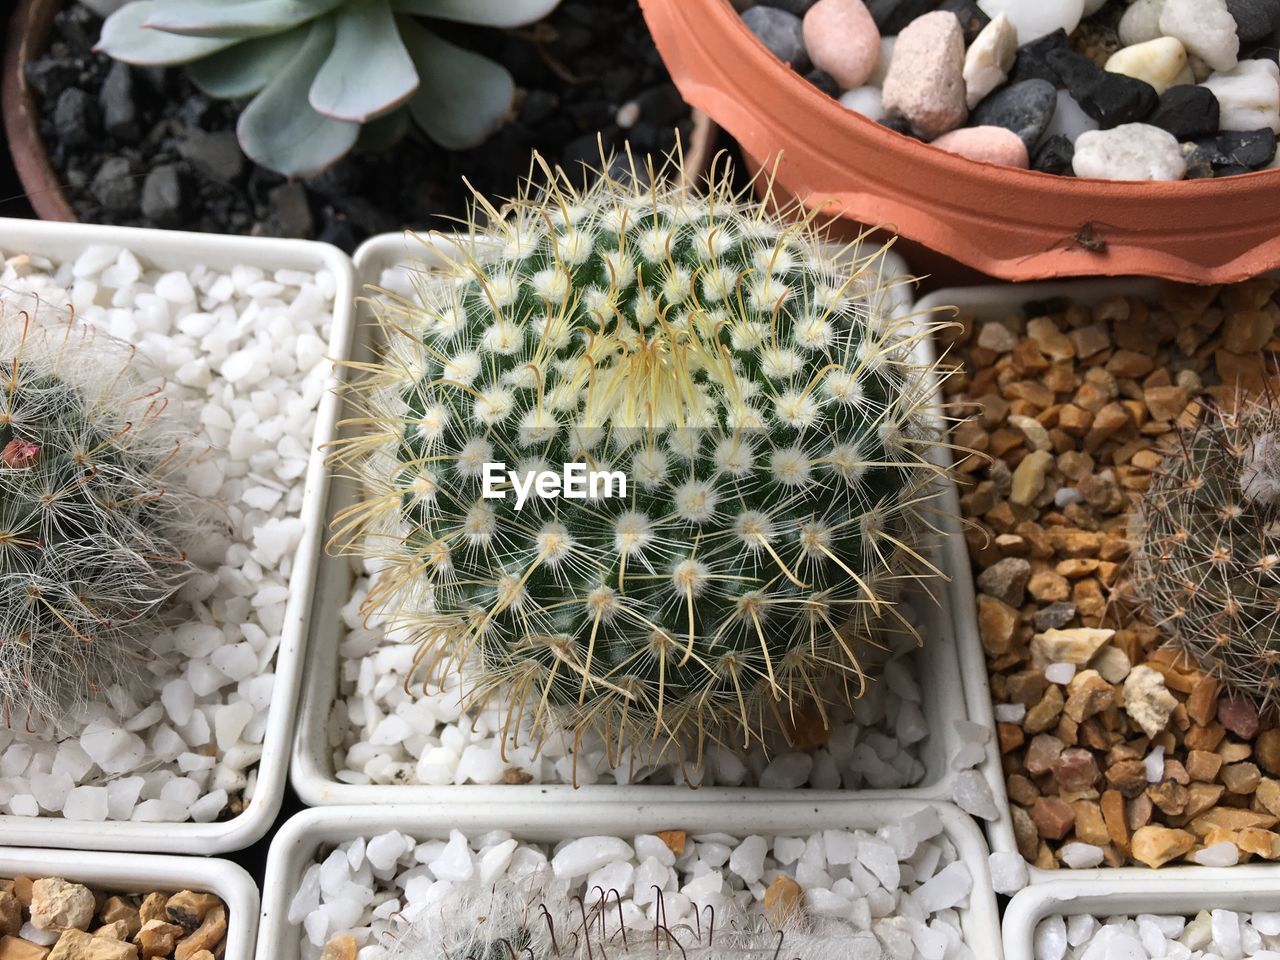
[
  {"x1": 1132, "y1": 395, "x2": 1280, "y2": 705},
  {"x1": 332, "y1": 152, "x2": 952, "y2": 769},
  {"x1": 384, "y1": 878, "x2": 883, "y2": 960},
  {"x1": 0, "y1": 297, "x2": 196, "y2": 725},
  {"x1": 97, "y1": 0, "x2": 561, "y2": 176}
]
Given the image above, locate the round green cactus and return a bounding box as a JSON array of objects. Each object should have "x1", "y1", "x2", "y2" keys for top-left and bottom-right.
[
  {"x1": 0, "y1": 302, "x2": 196, "y2": 725},
  {"x1": 1132, "y1": 395, "x2": 1280, "y2": 706},
  {"x1": 333, "y1": 154, "x2": 952, "y2": 768}
]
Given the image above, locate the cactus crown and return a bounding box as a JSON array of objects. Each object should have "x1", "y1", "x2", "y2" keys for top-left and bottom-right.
[
  {"x1": 1132, "y1": 394, "x2": 1280, "y2": 707},
  {"x1": 0, "y1": 297, "x2": 197, "y2": 726},
  {"x1": 332, "y1": 151, "x2": 951, "y2": 770}
]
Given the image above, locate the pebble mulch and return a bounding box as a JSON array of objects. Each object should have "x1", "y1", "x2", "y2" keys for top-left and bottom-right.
[
  {"x1": 0, "y1": 876, "x2": 227, "y2": 959},
  {"x1": 740, "y1": 0, "x2": 1280, "y2": 180},
  {"x1": 942, "y1": 278, "x2": 1280, "y2": 869}
]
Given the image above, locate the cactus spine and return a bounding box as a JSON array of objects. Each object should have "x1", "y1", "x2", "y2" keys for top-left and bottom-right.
[
  {"x1": 0, "y1": 297, "x2": 196, "y2": 725},
  {"x1": 332, "y1": 151, "x2": 952, "y2": 768},
  {"x1": 385, "y1": 877, "x2": 873, "y2": 960},
  {"x1": 1132, "y1": 395, "x2": 1280, "y2": 705}
]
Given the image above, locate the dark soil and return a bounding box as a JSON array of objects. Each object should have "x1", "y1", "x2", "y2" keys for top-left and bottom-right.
[{"x1": 25, "y1": 0, "x2": 696, "y2": 250}]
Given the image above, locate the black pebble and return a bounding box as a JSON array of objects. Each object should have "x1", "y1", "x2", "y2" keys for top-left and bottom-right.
[
  {"x1": 937, "y1": 0, "x2": 990, "y2": 43},
  {"x1": 1046, "y1": 47, "x2": 1158, "y2": 128},
  {"x1": 1189, "y1": 128, "x2": 1278, "y2": 172},
  {"x1": 90, "y1": 156, "x2": 138, "y2": 214},
  {"x1": 1227, "y1": 0, "x2": 1280, "y2": 42},
  {"x1": 741, "y1": 6, "x2": 810, "y2": 71},
  {"x1": 866, "y1": 0, "x2": 937, "y2": 34},
  {"x1": 879, "y1": 114, "x2": 918, "y2": 137},
  {"x1": 1218, "y1": 128, "x2": 1278, "y2": 168},
  {"x1": 805, "y1": 68, "x2": 840, "y2": 98},
  {"x1": 1009, "y1": 29, "x2": 1071, "y2": 85},
  {"x1": 1033, "y1": 135, "x2": 1076, "y2": 175},
  {"x1": 972, "y1": 79, "x2": 1058, "y2": 149},
  {"x1": 141, "y1": 164, "x2": 184, "y2": 225},
  {"x1": 634, "y1": 83, "x2": 687, "y2": 125},
  {"x1": 100, "y1": 61, "x2": 140, "y2": 143},
  {"x1": 53, "y1": 88, "x2": 98, "y2": 149},
  {"x1": 1147, "y1": 85, "x2": 1221, "y2": 141}
]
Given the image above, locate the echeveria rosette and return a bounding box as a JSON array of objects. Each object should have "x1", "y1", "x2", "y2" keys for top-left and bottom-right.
[
  {"x1": 330, "y1": 153, "x2": 955, "y2": 776},
  {"x1": 96, "y1": 0, "x2": 561, "y2": 177}
]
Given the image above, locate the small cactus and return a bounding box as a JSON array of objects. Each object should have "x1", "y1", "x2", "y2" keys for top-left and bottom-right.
[
  {"x1": 384, "y1": 877, "x2": 879, "y2": 959},
  {"x1": 332, "y1": 151, "x2": 953, "y2": 770},
  {"x1": 1131, "y1": 394, "x2": 1280, "y2": 706},
  {"x1": 0, "y1": 297, "x2": 197, "y2": 725}
]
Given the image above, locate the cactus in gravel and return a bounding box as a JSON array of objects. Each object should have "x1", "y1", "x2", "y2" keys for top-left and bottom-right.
[
  {"x1": 0, "y1": 296, "x2": 196, "y2": 725},
  {"x1": 1131, "y1": 394, "x2": 1280, "y2": 706},
  {"x1": 331, "y1": 150, "x2": 953, "y2": 771},
  {"x1": 384, "y1": 878, "x2": 879, "y2": 959}
]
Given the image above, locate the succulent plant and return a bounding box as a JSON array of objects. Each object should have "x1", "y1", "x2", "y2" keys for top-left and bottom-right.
[
  {"x1": 1131, "y1": 394, "x2": 1280, "y2": 706},
  {"x1": 331, "y1": 151, "x2": 952, "y2": 771},
  {"x1": 96, "y1": 0, "x2": 561, "y2": 177},
  {"x1": 0, "y1": 297, "x2": 197, "y2": 725}
]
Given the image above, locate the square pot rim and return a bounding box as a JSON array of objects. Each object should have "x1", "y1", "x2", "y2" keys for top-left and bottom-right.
[
  {"x1": 258, "y1": 798, "x2": 1002, "y2": 960},
  {"x1": 0, "y1": 216, "x2": 357, "y2": 854},
  {"x1": 287, "y1": 229, "x2": 1006, "y2": 811},
  {"x1": 0, "y1": 844, "x2": 259, "y2": 960},
  {"x1": 1000, "y1": 871, "x2": 1280, "y2": 960},
  {"x1": 916, "y1": 276, "x2": 1233, "y2": 888}
]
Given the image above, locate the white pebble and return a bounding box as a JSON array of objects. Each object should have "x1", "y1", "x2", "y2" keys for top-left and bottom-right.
[
  {"x1": 1045, "y1": 662, "x2": 1077, "y2": 685},
  {"x1": 1073, "y1": 124, "x2": 1187, "y2": 181},
  {"x1": 1159, "y1": 0, "x2": 1239, "y2": 73},
  {"x1": 977, "y1": 0, "x2": 1083, "y2": 43},
  {"x1": 1059, "y1": 842, "x2": 1104, "y2": 869},
  {"x1": 1201, "y1": 59, "x2": 1280, "y2": 134},
  {"x1": 552, "y1": 837, "x2": 635, "y2": 879}
]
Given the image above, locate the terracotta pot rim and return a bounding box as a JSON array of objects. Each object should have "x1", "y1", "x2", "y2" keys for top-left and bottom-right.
[
  {"x1": 2, "y1": 0, "x2": 77, "y2": 221},
  {"x1": 713, "y1": 0, "x2": 1280, "y2": 196}
]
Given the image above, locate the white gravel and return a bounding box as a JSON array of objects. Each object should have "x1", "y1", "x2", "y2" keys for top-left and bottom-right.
[
  {"x1": 322, "y1": 261, "x2": 978, "y2": 793},
  {"x1": 292, "y1": 818, "x2": 978, "y2": 960},
  {"x1": 1035, "y1": 909, "x2": 1280, "y2": 960},
  {"x1": 330, "y1": 571, "x2": 933, "y2": 789},
  {"x1": 0, "y1": 244, "x2": 335, "y2": 823}
]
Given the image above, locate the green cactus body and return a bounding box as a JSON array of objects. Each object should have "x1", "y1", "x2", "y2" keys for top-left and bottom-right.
[
  {"x1": 1132, "y1": 396, "x2": 1280, "y2": 705},
  {"x1": 0, "y1": 305, "x2": 195, "y2": 725},
  {"x1": 334, "y1": 157, "x2": 950, "y2": 766}
]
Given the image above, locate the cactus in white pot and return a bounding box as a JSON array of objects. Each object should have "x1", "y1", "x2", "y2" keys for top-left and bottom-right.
[
  {"x1": 331, "y1": 151, "x2": 956, "y2": 775},
  {"x1": 0, "y1": 297, "x2": 199, "y2": 726}
]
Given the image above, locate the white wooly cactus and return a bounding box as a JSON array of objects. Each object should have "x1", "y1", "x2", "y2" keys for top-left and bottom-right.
[
  {"x1": 332, "y1": 151, "x2": 954, "y2": 770},
  {"x1": 0, "y1": 293, "x2": 200, "y2": 726},
  {"x1": 382, "y1": 876, "x2": 886, "y2": 960}
]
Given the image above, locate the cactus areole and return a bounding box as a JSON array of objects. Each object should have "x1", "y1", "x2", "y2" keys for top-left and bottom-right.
[{"x1": 331, "y1": 153, "x2": 954, "y2": 771}]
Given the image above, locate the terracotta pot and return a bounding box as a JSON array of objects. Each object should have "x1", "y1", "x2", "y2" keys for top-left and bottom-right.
[
  {"x1": 3, "y1": 0, "x2": 76, "y2": 221},
  {"x1": 638, "y1": 0, "x2": 1280, "y2": 284}
]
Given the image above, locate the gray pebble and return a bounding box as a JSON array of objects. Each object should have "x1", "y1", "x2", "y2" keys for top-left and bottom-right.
[
  {"x1": 742, "y1": 5, "x2": 809, "y2": 71},
  {"x1": 971, "y1": 79, "x2": 1058, "y2": 149}
]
